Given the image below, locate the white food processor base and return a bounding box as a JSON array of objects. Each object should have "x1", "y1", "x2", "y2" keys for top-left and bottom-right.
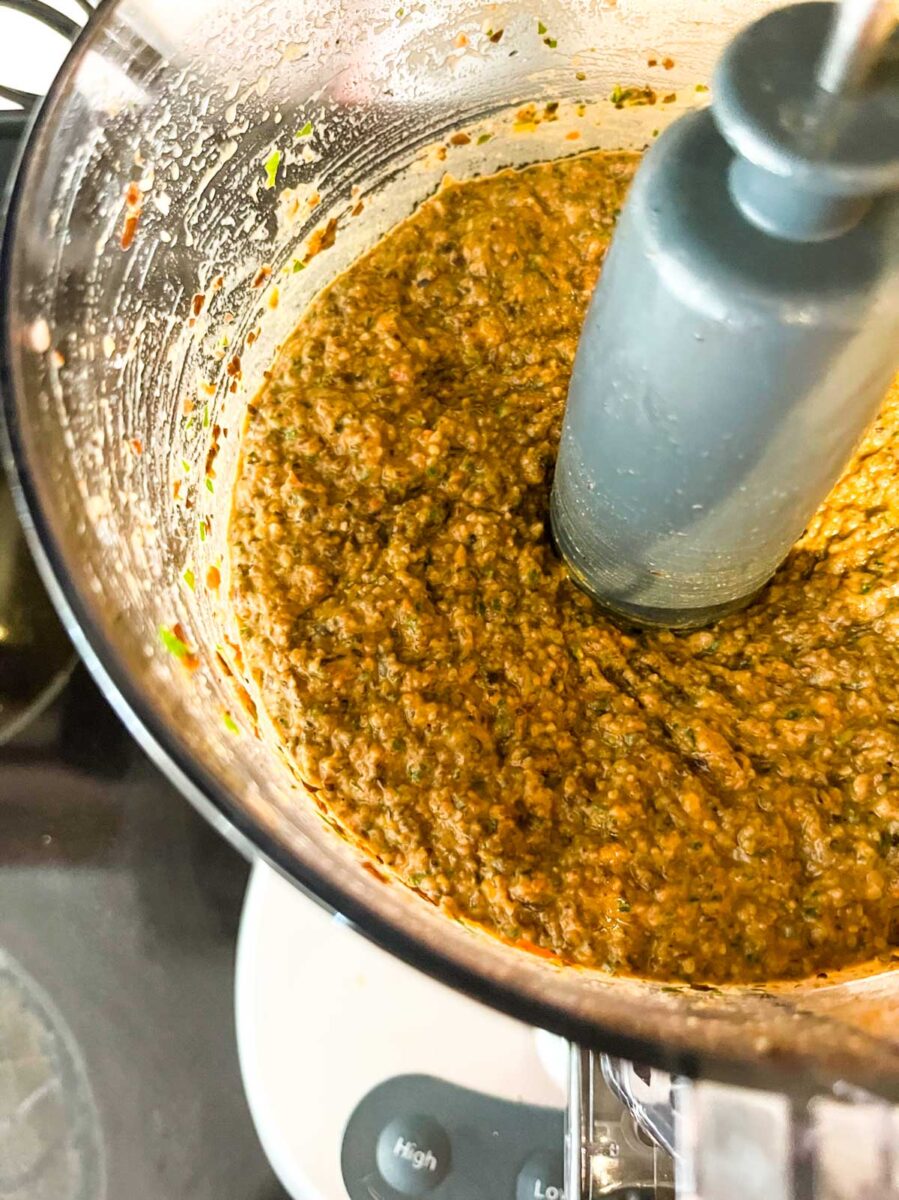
[
  {"x1": 235, "y1": 862, "x2": 899, "y2": 1200},
  {"x1": 235, "y1": 860, "x2": 568, "y2": 1200}
]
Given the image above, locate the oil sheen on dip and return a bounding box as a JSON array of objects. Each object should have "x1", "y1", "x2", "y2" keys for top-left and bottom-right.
[{"x1": 229, "y1": 150, "x2": 899, "y2": 985}]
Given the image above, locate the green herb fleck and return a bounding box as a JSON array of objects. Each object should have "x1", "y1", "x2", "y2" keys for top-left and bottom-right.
[
  {"x1": 181, "y1": 458, "x2": 191, "y2": 473},
  {"x1": 294, "y1": 120, "x2": 314, "y2": 138},
  {"x1": 784, "y1": 709, "x2": 801, "y2": 720},
  {"x1": 610, "y1": 83, "x2": 657, "y2": 109},
  {"x1": 185, "y1": 416, "x2": 194, "y2": 431},
  {"x1": 223, "y1": 711, "x2": 240, "y2": 734},
  {"x1": 537, "y1": 20, "x2": 547, "y2": 33},
  {"x1": 543, "y1": 36, "x2": 557, "y2": 47},
  {"x1": 617, "y1": 898, "x2": 631, "y2": 913},
  {"x1": 182, "y1": 568, "x2": 196, "y2": 591},
  {"x1": 263, "y1": 149, "x2": 281, "y2": 189},
  {"x1": 160, "y1": 625, "x2": 189, "y2": 658},
  {"x1": 695, "y1": 83, "x2": 709, "y2": 93},
  {"x1": 199, "y1": 519, "x2": 207, "y2": 542},
  {"x1": 487, "y1": 27, "x2": 504, "y2": 43},
  {"x1": 477, "y1": 133, "x2": 492, "y2": 145},
  {"x1": 205, "y1": 476, "x2": 214, "y2": 493},
  {"x1": 202, "y1": 403, "x2": 210, "y2": 428},
  {"x1": 291, "y1": 257, "x2": 306, "y2": 272}
]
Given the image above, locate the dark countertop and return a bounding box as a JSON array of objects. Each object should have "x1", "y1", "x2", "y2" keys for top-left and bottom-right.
[{"x1": 0, "y1": 663, "x2": 290, "y2": 1200}]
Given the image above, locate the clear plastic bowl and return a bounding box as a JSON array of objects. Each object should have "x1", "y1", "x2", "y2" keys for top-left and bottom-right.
[{"x1": 2, "y1": 0, "x2": 897, "y2": 1099}]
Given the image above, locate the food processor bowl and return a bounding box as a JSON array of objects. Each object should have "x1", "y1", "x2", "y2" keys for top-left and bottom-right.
[{"x1": 2, "y1": 0, "x2": 897, "y2": 1101}]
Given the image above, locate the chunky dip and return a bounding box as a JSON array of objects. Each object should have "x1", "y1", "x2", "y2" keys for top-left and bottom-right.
[{"x1": 229, "y1": 150, "x2": 899, "y2": 985}]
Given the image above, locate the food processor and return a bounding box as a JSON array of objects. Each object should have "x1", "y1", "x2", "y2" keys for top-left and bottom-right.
[
  {"x1": 1, "y1": 1, "x2": 897, "y2": 1196},
  {"x1": 552, "y1": 0, "x2": 899, "y2": 630}
]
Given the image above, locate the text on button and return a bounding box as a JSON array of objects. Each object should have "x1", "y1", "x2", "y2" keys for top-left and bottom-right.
[{"x1": 393, "y1": 1137, "x2": 439, "y2": 1173}]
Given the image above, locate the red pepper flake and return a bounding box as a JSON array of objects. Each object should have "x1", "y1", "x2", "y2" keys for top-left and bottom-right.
[
  {"x1": 226, "y1": 354, "x2": 242, "y2": 378},
  {"x1": 128, "y1": 437, "x2": 143, "y2": 455},
  {"x1": 513, "y1": 937, "x2": 558, "y2": 961},
  {"x1": 662, "y1": 92, "x2": 677, "y2": 103},
  {"x1": 121, "y1": 181, "x2": 142, "y2": 250},
  {"x1": 303, "y1": 217, "x2": 338, "y2": 265},
  {"x1": 351, "y1": 200, "x2": 365, "y2": 217},
  {"x1": 487, "y1": 27, "x2": 503, "y2": 43},
  {"x1": 436, "y1": 146, "x2": 447, "y2": 162},
  {"x1": 252, "y1": 265, "x2": 272, "y2": 288},
  {"x1": 172, "y1": 480, "x2": 181, "y2": 500},
  {"x1": 234, "y1": 681, "x2": 257, "y2": 721},
  {"x1": 308, "y1": 192, "x2": 321, "y2": 209},
  {"x1": 246, "y1": 327, "x2": 259, "y2": 346},
  {"x1": 565, "y1": 130, "x2": 581, "y2": 141},
  {"x1": 121, "y1": 214, "x2": 140, "y2": 250},
  {"x1": 647, "y1": 57, "x2": 658, "y2": 66},
  {"x1": 191, "y1": 292, "x2": 205, "y2": 316},
  {"x1": 662, "y1": 56, "x2": 675, "y2": 69},
  {"x1": 183, "y1": 397, "x2": 195, "y2": 415},
  {"x1": 450, "y1": 131, "x2": 471, "y2": 146},
  {"x1": 211, "y1": 275, "x2": 224, "y2": 291},
  {"x1": 454, "y1": 32, "x2": 468, "y2": 48},
  {"x1": 206, "y1": 565, "x2": 221, "y2": 590},
  {"x1": 205, "y1": 424, "x2": 222, "y2": 477},
  {"x1": 168, "y1": 622, "x2": 200, "y2": 671},
  {"x1": 224, "y1": 635, "x2": 245, "y2": 674}
]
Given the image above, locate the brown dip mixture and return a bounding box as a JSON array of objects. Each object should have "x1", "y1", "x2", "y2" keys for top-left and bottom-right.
[{"x1": 229, "y1": 150, "x2": 899, "y2": 985}]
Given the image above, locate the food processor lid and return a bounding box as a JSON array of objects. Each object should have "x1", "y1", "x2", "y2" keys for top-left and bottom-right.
[{"x1": 1, "y1": 0, "x2": 897, "y2": 1102}]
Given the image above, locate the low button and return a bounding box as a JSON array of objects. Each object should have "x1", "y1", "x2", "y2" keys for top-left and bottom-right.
[
  {"x1": 376, "y1": 1114, "x2": 451, "y2": 1196},
  {"x1": 517, "y1": 1149, "x2": 565, "y2": 1200}
]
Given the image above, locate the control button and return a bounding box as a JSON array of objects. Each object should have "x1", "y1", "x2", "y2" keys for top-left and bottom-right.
[
  {"x1": 517, "y1": 1149, "x2": 566, "y2": 1200},
  {"x1": 376, "y1": 1114, "x2": 450, "y2": 1195}
]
